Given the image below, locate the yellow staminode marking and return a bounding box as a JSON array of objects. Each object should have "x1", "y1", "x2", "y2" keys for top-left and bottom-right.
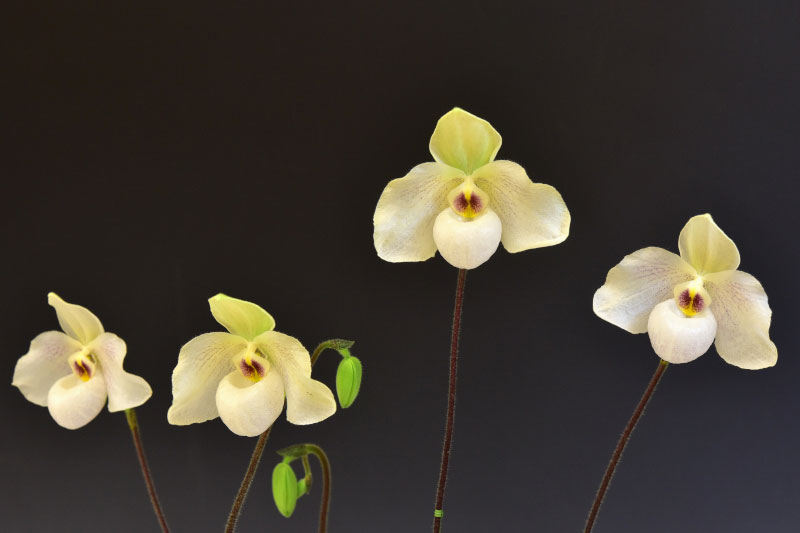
[
  {"x1": 237, "y1": 343, "x2": 268, "y2": 383},
  {"x1": 243, "y1": 353, "x2": 263, "y2": 383},
  {"x1": 448, "y1": 179, "x2": 489, "y2": 219},
  {"x1": 68, "y1": 351, "x2": 96, "y2": 382},
  {"x1": 679, "y1": 288, "x2": 701, "y2": 317},
  {"x1": 674, "y1": 280, "x2": 710, "y2": 318}
]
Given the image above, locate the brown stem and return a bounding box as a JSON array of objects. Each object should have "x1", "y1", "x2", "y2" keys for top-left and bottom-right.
[
  {"x1": 432, "y1": 268, "x2": 467, "y2": 533},
  {"x1": 225, "y1": 427, "x2": 273, "y2": 532},
  {"x1": 305, "y1": 444, "x2": 332, "y2": 533},
  {"x1": 125, "y1": 409, "x2": 170, "y2": 533},
  {"x1": 584, "y1": 359, "x2": 669, "y2": 533},
  {"x1": 310, "y1": 342, "x2": 327, "y2": 367},
  {"x1": 310, "y1": 339, "x2": 353, "y2": 367}
]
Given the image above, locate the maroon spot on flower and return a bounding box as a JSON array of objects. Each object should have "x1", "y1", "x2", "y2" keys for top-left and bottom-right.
[
  {"x1": 692, "y1": 292, "x2": 705, "y2": 313},
  {"x1": 73, "y1": 360, "x2": 91, "y2": 379},
  {"x1": 250, "y1": 358, "x2": 266, "y2": 378},
  {"x1": 678, "y1": 289, "x2": 692, "y2": 310},
  {"x1": 239, "y1": 359, "x2": 255, "y2": 378},
  {"x1": 239, "y1": 357, "x2": 266, "y2": 379},
  {"x1": 453, "y1": 193, "x2": 468, "y2": 213},
  {"x1": 471, "y1": 194, "x2": 483, "y2": 213}
]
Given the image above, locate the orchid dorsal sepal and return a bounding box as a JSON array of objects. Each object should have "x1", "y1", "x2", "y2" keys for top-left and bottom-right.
[{"x1": 208, "y1": 293, "x2": 275, "y2": 341}]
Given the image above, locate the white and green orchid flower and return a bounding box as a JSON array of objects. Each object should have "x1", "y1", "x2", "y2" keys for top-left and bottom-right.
[
  {"x1": 167, "y1": 294, "x2": 336, "y2": 437},
  {"x1": 373, "y1": 107, "x2": 571, "y2": 269},
  {"x1": 593, "y1": 214, "x2": 777, "y2": 368},
  {"x1": 12, "y1": 293, "x2": 152, "y2": 429}
]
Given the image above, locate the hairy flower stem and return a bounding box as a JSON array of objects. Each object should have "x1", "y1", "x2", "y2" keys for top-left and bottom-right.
[
  {"x1": 226, "y1": 340, "x2": 332, "y2": 531},
  {"x1": 433, "y1": 268, "x2": 467, "y2": 533},
  {"x1": 305, "y1": 444, "x2": 332, "y2": 533},
  {"x1": 584, "y1": 359, "x2": 669, "y2": 533},
  {"x1": 125, "y1": 408, "x2": 170, "y2": 533},
  {"x1": 225, "y1": 427, "x2": 273, "y2": 532}
]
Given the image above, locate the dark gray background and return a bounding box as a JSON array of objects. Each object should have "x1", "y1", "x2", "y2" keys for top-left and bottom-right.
[{"x1": 2, "y1": 1, "x2": 799, "y2": 532}]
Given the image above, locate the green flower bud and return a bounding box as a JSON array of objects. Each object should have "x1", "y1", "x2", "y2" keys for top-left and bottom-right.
[
  {"x1": 272, "y1": 462, "x2": 299, "y2": 518},
  {"x1": 336, "y1": 356, "x2": 362, "y2": 408},
  {"x1": 297, "y1": 477, "x2": 308, "y2": 497}
]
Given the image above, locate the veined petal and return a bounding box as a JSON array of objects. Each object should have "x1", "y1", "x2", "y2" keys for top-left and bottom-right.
[
  {"x1": 216, "y1": 369, "x2": 285, "y2": 437},
  {"x1": 47, "y1": 373, "x2": 108, "y2": 429},
  {"x1": 209, "y1": 294, "x2": 275, "y2": 341},
  {"x1": 429, "y1": 108, "x2": 502, "y2": 174},
  {"x1": 647, "y1": 299, "x2": 717, "y2": 364},
  {"x1": 12, "y1": 331, "x2": 82, "y2": 406},
  {"x1": 373, "y1": 162, "x2": 464, "y2": 262},
  {"x1": 48, "y1": 293, "x2": 104, "y2": 344},
  {"x1": 89, "y1": 333, "x2": 152, "y2": 412},
  {"x1": 704, "y1": 270, "x2": 777, "y2": 369},
  {"x1": 432, "y1": 208, "x2": 502, "y2": 269},
  {"x1": 594, "y1": 247, "x2": 698, "y2": 334},
  {"x1": 678, "y1": 214, "x2": 740, "y2": 274},
  {"x1": 168, "y1": 332, "x2": 247, "y2": 425},
  {"x1": 473, "y1": 161, "x2": 570, "y2": 252},
  {"x1": 255, "y1": 331, "x2": 336, "y2": 425}
]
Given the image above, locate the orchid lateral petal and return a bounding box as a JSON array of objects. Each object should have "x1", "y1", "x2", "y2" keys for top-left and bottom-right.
[
  {"x1": 473, "y1": 161, "x2": 570, "y2": 252},
  {"x1": 12, "y1": 331, "x2": 82, "y2": 406},
  {"x1": 594, "y1": 247, "x2": 698, "y2": 334},
  {"x1": 373, "y1": 162, "x2": 464, "y2": 263},
  {"x1": 168, "y1": 332, "x2": 247, "y2": 425},
  {"x1": 90, "y1": 332, "x2": 152, "y2": 412},
  {"x1": 704, "y1": 270, "x2": 777, "y2": 369},
  {"x1": 255, "y1": 331, "x2": 336, "y2": 425}
]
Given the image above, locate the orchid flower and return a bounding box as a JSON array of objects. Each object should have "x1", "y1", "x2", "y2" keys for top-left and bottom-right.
[
  {"x1": 373, "y1": 107, "x2": 571, "y2": 269},
  {"x1": 167, "y1": 294, "x2": 336, "y2": 437},
  {"x1": 12, "y1": 293, "x2": 152, "y2": 429},
  {"x1": 593, "y1": 214, "x2": 777, "y2": 368}
]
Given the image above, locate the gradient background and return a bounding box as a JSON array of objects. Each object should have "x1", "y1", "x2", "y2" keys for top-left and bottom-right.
[{"x1": 3, "y1": 1, "x2": 799, "y2": 532}]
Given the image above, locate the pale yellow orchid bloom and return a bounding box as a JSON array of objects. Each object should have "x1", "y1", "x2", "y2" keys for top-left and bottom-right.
[
  {"x1": 12, "y1": 293, "x2": 152, "y2": 429},
  {"x1": 168, "y1": 294, "x2": 336, "y2": 437},
  {"x1": 373, "y1": 108, "x2": 571, "y2": 269},
  {"x1": 593, "y1": 214, "x2": 777, "y2": 368}
]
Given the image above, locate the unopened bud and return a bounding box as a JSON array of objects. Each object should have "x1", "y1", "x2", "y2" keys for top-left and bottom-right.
[
  {"x1": 336, "y1": 356, "x2": 362, "y2": 408},
  {"x1": 272, "y1": 462, "x2": 299, "y2": 518}
]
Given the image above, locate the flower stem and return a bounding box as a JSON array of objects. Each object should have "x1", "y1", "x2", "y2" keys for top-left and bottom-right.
[
  {"x1": 225, "y1": 427, "x2": 273, "y2": 532},
  {"x1": 310, "y1": 338, "x2": 354, "y2": 367},
  {"x1": 124, "y1": 408, "x2": 170, "y2": 533},
  {"x1": 584, "y1": 359, "x2": 669, "y2": 533},
  {"x1": 433, "y1": 268, "x2": 467, "y2": 533},
  {"x1": 305, "y1": 444, "x2": 332, "y2": 533}
]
